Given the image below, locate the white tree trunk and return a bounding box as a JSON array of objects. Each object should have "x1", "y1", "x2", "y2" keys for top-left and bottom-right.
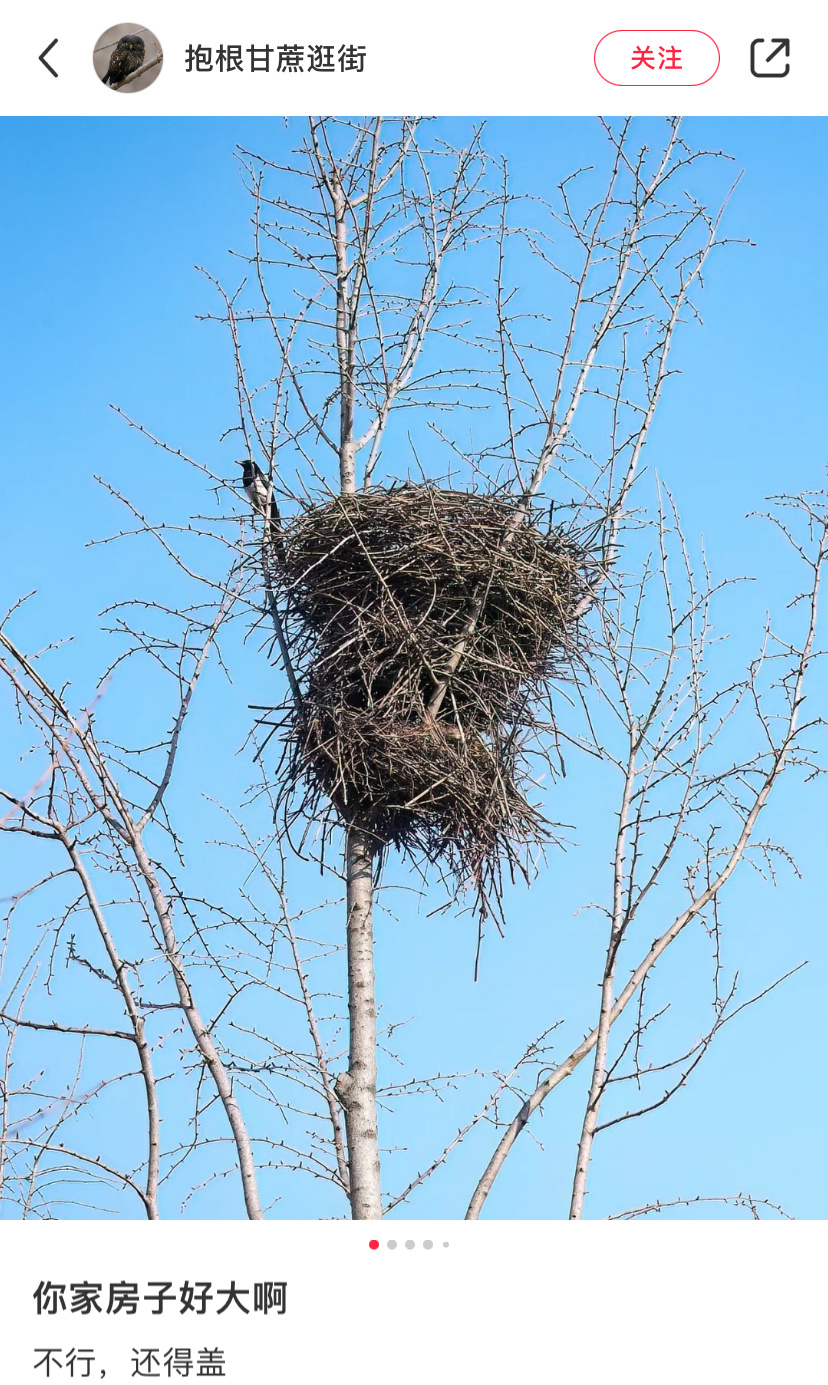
[{"x1": 338, "y1": 823, "x2": 382, "y2": 1218}]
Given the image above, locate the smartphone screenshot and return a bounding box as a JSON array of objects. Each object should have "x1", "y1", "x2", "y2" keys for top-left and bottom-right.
[{"x1": 1, "y1": 4, "x2": 824, "y2": 1380}]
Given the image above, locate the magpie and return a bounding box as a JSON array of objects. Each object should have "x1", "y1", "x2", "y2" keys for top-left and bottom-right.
[{"x1": 239, "y1": 459, "x2": 285, "y2": 559}]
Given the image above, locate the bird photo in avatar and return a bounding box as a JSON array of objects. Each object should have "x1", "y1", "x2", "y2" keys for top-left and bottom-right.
[
  {"x1": 101, "y1": 33, "x2": 146, "y2": 86},
  {"x1": 239, "y1": 459, "x2": 285, "y2": 559}
]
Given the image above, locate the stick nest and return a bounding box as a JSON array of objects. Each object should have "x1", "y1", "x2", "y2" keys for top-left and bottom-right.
[{"x1": 272, "y1": 485, "x2": 590, "y2": 907}]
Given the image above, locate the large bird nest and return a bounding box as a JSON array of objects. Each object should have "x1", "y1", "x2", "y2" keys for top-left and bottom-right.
[{"x1": 268, "y1": 485, "x2": 591, "y2": 910}]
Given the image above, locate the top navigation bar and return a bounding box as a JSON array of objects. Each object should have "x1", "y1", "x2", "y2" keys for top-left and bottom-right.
[{"x1": 4, "y1": 6, "x2": 826, "y2": 115}]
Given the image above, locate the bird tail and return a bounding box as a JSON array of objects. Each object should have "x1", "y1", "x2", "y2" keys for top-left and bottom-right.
[{"x1": 268, "y1": 515, "x2": 286, "y2": 563}]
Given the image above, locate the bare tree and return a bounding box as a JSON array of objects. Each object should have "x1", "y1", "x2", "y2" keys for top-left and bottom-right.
[
  {"x1": 208, "y1": 117, "x2": 500, "y2": 1217},
  {"x1": 0, "y1": 600, "x2": 269, "y2": 1219},
  {"x1": 206, "y1": 116, "x2": 737, "y2": 1216},
  {"x1": 2, "y1": 117, "x2": 818, "y2": 1221},
  {"x1": 464, "y1": 492, "x2": 827, "y2": 1218}
]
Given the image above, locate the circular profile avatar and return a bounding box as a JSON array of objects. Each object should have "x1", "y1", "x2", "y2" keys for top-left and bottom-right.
[{"x1": 94, "y1": 24, "x2": 163, "y2": 92}]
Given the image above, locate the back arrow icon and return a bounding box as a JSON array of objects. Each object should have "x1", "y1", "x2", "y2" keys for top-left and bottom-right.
[{"x1": 39, "y1": 38, "x2": 58, "y2": 78}]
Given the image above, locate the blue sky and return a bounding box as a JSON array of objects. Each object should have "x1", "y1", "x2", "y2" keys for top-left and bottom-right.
[{"x1": 1, "y1": 117, "x2": 826, "y2": 1220}]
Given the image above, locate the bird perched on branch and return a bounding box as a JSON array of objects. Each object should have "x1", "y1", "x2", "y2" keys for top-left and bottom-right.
[
  {"x1": 101, "y1": 33, "x2": 146, "y2": 85},
  {"x1": 239, "y1": 459, "x2": 285, "y2": 560}
]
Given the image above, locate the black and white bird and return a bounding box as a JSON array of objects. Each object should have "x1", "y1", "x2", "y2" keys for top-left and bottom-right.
[{"x1": 239, "y1": 459, "x2": 285, "y2": 558}]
